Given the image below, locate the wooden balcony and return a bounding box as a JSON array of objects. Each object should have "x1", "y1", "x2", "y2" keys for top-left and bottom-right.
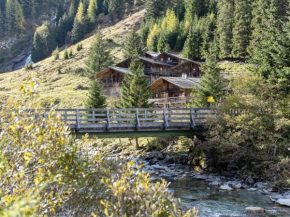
[
  {"x1": 101, "y1": 82, "x2": 122, "y2": 87},
  {"x1": 149, "y1": 97, "x2": 192, "y2": 105}
]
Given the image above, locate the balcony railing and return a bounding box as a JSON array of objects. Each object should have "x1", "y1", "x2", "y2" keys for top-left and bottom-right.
[
  {"x1": 149, "y1": 97, "x2": 192, "y2": 104},
  {"x1": 101, "y1": 82, "x2": 122, "y2": 87}
]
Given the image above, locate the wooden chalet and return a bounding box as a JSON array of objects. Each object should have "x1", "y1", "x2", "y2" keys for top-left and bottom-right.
[
  {"x1": 92, "y1": 66, "x2": 132, "y2": 96},
  {"x1": 149, "y1": 77, "x2": 201, "y2": 107}
]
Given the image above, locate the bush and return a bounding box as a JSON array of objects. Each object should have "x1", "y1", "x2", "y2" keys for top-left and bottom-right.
[
  {"x1": 52, "y1": 47, "x2": 60, "y2": 60},
  {"x1": 69, "y1": 49, "x2": 73, "y2": 57},
  {"x1": 63, "y1": 48, "x2": 69, "y2": 59},
  {"x1": 25, "y1": 63, "x2": 33, "y2": 70},
  {"x1": 76, "y1": 43, "x2": 83, "y2": 51},
  {"x1": 0, "y1": 77, "x2": 198, "y2": 216}
]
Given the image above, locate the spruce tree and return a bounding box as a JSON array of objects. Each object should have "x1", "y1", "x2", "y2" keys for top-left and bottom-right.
[
  {"x1": 201, "y1": 13, "x2": 216, "y2": 58},
  {"x1": 119, "y1": 54, "x2": 153, "y2": 109},
  {"x1": 145, "y1": 0, "x2": 165, "y2": 19},
  {"x1": 85, "y1": 79, "x2": 107, "y2": 109},
  {"x1": 6, "y1": 0, "x2": 25, "y2": 32},
  {"x1": 85, "y1": 31, "x2": 113, "y2": 76},
  {"x1": 189, "y1": 50, "x2": 224, "y2": 107},
  {"x1": 231, "y1": 0, "x2": 252, "y2": 59},
  {"x1": 248, "y1": 0, "x2": 282, "y2": 78},
  {"x1": 124, "y1": 31, "x2": 145, "y2": 59},
  {"x1": 216, "y1": 0, "x2": 234, "y2": 58},
  {"x1": 183, "y1": 23, "x2": 203, "y2": 60},
  {"x1": 71, "y1": 17, "x2": 83, "y2": 43},
  {"x1": 87, "y1": 0, "x2": 97, "y2": 23}
]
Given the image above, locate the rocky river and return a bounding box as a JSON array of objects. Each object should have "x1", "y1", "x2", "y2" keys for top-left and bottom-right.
[{"x1": 137, "y1": 151, "x2": 290, "y2": 217}]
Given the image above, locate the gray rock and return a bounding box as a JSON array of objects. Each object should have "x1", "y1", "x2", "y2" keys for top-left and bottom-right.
[
  {"x1": 245, "y1": 207, "x2": 265, "y2": 214},
  {"x1": 220, "y1": 184, "x2": 233, "y2": 191},
  {"x1": 152, "y1": 165, "x2": 165, "y2": 170},
  {"x1": 248, "y1": 188, "x2": 258, "y2": 191},
  {"x1": 270, "y1": 194, "x2": 284, "y2": 201},
  {"x1": 255, "y1": 182, "x2": 264, "y2": 189},
  {"x1": 209, "y1": 181, "x2": 220, "y2": 186},
  {"x1": 277, "y1": 199, "x2": 290, "y2": 207},
  {"x1": 233, "y1": 182, "x2": 242, "y2": 189},
  {"x1": 246, "y1": 176, "x2": 255, "y2": 185},
  {"x1": 194, "y1": 175, "x2": 208, "y2": 180}
]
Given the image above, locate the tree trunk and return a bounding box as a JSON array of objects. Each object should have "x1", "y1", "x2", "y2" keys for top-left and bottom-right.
[{"x1": 135, "y1": 137, "x2": 140, "y2": 150}]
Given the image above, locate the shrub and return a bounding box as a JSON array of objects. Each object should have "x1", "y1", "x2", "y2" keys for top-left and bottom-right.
[
  {"x1": 63, "y1": 48, "x2": 69, "y2": 59},
  {"x1": 69, "y1": 49, "x2": 73, "y2": 57},
  {"x1": 52, "y1": 47, "x2": 60, "y2": 60},
  {"x1": 76, "y1": 43, "x2": 83, "y2": 51},
  {"x1": 25, "y1": 63, "x2": 33, "y2": 70},
  {"x1": 0, "y1": 76, "x2": 198, "y2": 216}
]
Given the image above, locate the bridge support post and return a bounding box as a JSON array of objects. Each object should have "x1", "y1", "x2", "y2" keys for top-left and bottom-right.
[
  {"x1": 190, "y1": 108, "x2": 196, "y2": 129},
  {"x1": 106, "y1": 109, "x2": 111, "y2": 131},
  {"x1": 136, "y1": 109, "x2": 140, "y2": 130},
  {"x1": 76, "y1": 109, "x2": 80, "y2": 129},
  {"x1": 163, "y1": 108, "x2": 169, "y2": 130}
]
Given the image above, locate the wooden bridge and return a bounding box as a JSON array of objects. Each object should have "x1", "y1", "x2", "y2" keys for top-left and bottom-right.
[{"x1": 50, "y1": 108, "x2": 217, "y2": 138}]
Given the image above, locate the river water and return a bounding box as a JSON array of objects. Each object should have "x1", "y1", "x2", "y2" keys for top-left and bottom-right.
[{"x1": 169, "y1": 179, "x2": 290, "y2": 217}]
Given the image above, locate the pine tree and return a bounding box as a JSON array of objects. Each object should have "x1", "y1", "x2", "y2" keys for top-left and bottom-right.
[
  {"x1": 145, "y1": 0, "x2": 165, "y2": 19},
  {"x1": 147, "y1": 23, "x2": 161, "y2": 51},
  {"x1": 76, "y1": 1, "x2": 85, "y2": 22},
  {"x1": 31, "y1": 23, "x2": 56, "y2": 62},
  {"x1": 87, "y1": 0, "x2": 97, "y2": 23},
  {"x1": 119, "y1": 54, "x2": 153, "y2": 109},
  {"x1": 123, "y1": 31, "x2": 145, "y2": 59},
  {"x1": 184, "y1": 0, "x2": 205, "y2": 21},
  {"x1": 201, "y1": 13, "x2": 216, "y2": 58},
  {"x1": 216, "y1": 0, "x2": 234, "y2": 58},
  {"x1": 189, "y1": 50, "x2": 224, "y2": 107},
  {"x1": 248, "y1": 0, "x2": 282, "y2": 78},
  {"x1": 108, "y1": 0, "x2": 125, "y2": 21},
  {"x1": 0, "y1": 9, "x2": 4, "y2": 34},
  {"x1": 183, "y1": 22, "x2": 203, "y2": 60},
  {"x1": 157, "y1": 32, "x2": 171, "y2": 52},
  {"x1": 56, "y1": 3, "x2": 64, "y2": 24},
  {"x1": 71, "y1": 17, "x2": 84, "y2": 43},
  {"x1": 85, "y1": 31, "x2": 113, "y2": 77},
  {"x1": 6, "y1": 0, "x2": 25, "y2": 32},
  {"x1": 85, "y1": 80, "x2": 107, "y2": 109},
  {"x1": 231, "y1": 0, "x2": 251, "y2": 58}
]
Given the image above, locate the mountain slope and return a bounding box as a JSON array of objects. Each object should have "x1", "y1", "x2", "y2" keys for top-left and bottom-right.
[{"x1": 0, "y1": 9, "x2": 145, "y2": 109}]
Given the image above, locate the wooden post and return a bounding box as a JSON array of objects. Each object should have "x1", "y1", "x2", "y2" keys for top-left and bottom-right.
[
  {"x1": 135, "y1": 137, "x2": 140, "y2": 150},
  {"x1": 106, "y1": 109, "x2": 111, "y2": 131},
  {"x1": 163, "y1": 108, "x2": 169, "y2": 129},
  {"x1": 76, "y1": 109, "x2": 80, "y2": 129},
  {"x1": 190, "y1": 108, "x2": 195, "y2": 129},
  {"x1": 64, "y1": 110, "x2": 67, "y2": 122},
  {"x1": 92, "y1": 110, "x2": 95, "y2": 124},
  {"x1": 136, "y1": 109, "x2": 140, "y2": 130}
]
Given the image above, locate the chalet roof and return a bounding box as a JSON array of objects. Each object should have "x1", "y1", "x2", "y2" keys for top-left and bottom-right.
[
  {"x1": 92, "y1": 66, "x2": 132, "y2": 79},
  {"x1": 146, "y1": 51, "x2": 161, "y2": 58},
  {"x1": 139, "y1": 57, "x2": 173, "y2": 67},
  {"x1": 109, "y1": 66, "x2": 132, "y2": 75},
  {"x1": 157, "y1": 52, "x2": 201, "y2": 66},
  {"x1": 150, "y1": 77, "x2": 201, "y2": 91},
  {"x1": 168, "y1": 61, "x2": 202, "y2": 72}
]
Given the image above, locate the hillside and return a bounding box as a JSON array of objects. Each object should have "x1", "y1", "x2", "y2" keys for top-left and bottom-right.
[{"x1": 0, "y1": 9, "x2": 145, "y2": 109}]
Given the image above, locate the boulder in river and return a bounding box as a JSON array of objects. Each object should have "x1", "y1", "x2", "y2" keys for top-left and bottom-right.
[
  {"x1": 194, "y1": 175, "x2": 208, "y2": 180},
  {"x1": 245, "y1": 207, "x2": 265, "y2": 214},
  {"x1": 277, "y1": 199, "x2": 290, "y2": 207},
  {"x1": 220, "y1": 184, "x2": 233, "y2": 191}
]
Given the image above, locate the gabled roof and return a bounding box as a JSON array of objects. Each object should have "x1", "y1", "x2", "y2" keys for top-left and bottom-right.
[
  {"x1": 139, "y1": 57, "x2": 173, "y2": 67},
  {"x1": 158, "y1": 52, "x2": 202, "y2": 66},
  {"x1": 168, "y1": 60, "x2": 202, "y2": 72},
  {"x1": 149, "y1": 77, "x2": 201, "y2": 91},
  {"x1": 146, "y1": 51, "x2": 161, "y2": 58},
  {"x1": 92, "y1": 66, "x2": 132, "y2": 79}
]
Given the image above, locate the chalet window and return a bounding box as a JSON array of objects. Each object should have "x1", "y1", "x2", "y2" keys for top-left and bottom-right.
[
  {"x1": 156, "y1": 93, "x2": 158, "y2": 98},
  {"x1": 161, "y1": 58, "x2": 163, "y2": 61},
  {"x1": 168, "y1": 57, "x2": 171, "y2": 61}
]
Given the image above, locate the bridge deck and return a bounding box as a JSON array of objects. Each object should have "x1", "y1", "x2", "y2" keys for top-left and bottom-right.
[{"x1": 46, "y1": 108, "x2": 217, "y2": 135}]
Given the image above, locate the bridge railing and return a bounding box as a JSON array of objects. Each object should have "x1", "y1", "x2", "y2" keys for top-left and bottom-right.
[
  {"x1": 56, "y1": 108, "x2": 217, "y2": 132},
  {"x1": 16, "y1": 108, "x2": 218, "y2": 132}
]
